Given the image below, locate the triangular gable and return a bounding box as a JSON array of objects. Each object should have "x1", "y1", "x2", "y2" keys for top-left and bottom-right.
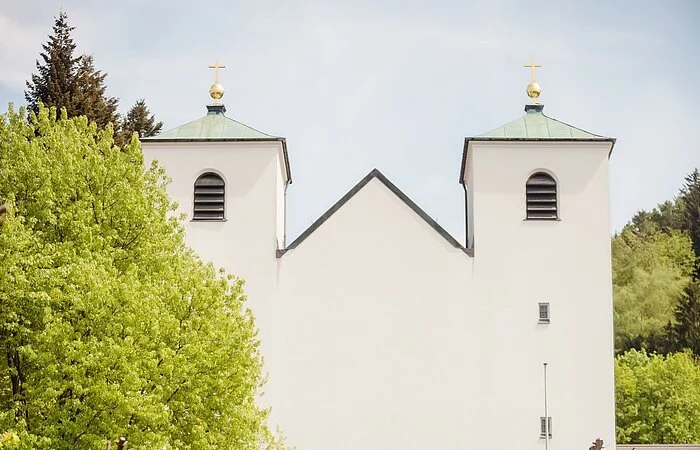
[{"x1": 277, "y1": 169, "x2": 471, "y2": 257}]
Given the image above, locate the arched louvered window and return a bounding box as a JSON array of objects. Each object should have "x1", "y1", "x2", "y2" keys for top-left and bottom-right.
[
  {"x1": 193, "y1": 173, "x2": 225, "y2": 220},
  {"x1": 526, "y1": 173, "x2": 558, "y2": 220}
]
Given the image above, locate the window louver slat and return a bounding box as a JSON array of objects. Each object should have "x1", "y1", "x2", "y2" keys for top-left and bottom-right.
[
  {"x1": 196, "y1": 178, "x2": 224, "y2": 186},
  {"x1": 526, "y1": 173, "x2": 558, "y2": 220},
  {"x1": 526, "y1": 187, "x2": 556, "y2": 194},
  {"x1": 194, "y1": 188, "x2": 225, "y2": 194},
  {"x1": 194, "y1": 173, "x2": 225, "y2": 220}
]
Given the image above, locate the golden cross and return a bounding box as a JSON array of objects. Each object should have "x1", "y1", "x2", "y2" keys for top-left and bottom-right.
[
  {"x1": 208, "y1": 58, "x2": 226, "y2": 84},
  {"x1": 524, "y1": 58, "x2": 541, "y2": 82}
]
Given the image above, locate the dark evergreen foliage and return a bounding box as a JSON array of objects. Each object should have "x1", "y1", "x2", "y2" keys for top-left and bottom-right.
[
  {"x1": 25, "y1": 12, "x2": 79, "y2": 115},
  {"x1": 25, "y1": 12, "x2": 120, "y2": 132},
  {"x1": 670, "y1": 281, "x2": 700, "y2": 355},
  {"x1": 117, "y1": 99, "x2": 163, "y2": 145},
  {"x1": 680, "y1": 169, "x2": 700, "y2": 276},
  {"x1": 72, "y1": 55, "x2": 119, "y2": 130}
]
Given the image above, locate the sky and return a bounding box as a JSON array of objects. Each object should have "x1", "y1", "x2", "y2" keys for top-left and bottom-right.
[{"x1": 1, "y1": 0, "x2": 699, "y2": 243}]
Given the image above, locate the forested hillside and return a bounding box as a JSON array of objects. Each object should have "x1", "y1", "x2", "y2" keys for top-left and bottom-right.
[{"x1": 614, "y1": 169, "x2": 700, "y2": 444}]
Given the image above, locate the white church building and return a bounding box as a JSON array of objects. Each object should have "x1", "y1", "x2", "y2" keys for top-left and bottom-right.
[{"x1": 141, "y1": 67, "x2": 617, "y2": 450}]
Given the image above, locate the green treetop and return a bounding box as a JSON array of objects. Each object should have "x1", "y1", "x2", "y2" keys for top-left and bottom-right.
[
  {"x1": 612, "y1": 224, "x2": 695, "y2": 352},
  {"x1": 616, "y1": 349, "x2": 700, "y2": 444},
  {"x1": 0, "y1": 105, "x2": 286, "y2": 449}
]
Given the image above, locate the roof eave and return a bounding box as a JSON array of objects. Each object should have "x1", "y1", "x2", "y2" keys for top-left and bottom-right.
[
  {"x1": 458, "y1": 136, "x2": 617, "y2": 185},
  {"x1": 140, "y1": 136, "x2": 282, "y2": 143},
  {"x1": 140, "y1": 136, "x2": 293, "y2": 185}
]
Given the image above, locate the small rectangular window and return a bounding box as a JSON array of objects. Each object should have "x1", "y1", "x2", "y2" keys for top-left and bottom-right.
[
  {"x1": 538, "y1": 303, "x2": 550, "y2": 323},
  {"x1": 540, "y1": 417, "x2": 552, "y2": 438}
]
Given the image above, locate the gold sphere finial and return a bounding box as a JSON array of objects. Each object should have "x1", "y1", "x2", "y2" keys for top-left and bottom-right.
[
  {"x1": 524, "y1": 58, "x2": 542, "y2": 104},
  {"x1": 208, "y1": 58, "x2": 226, "y2": 104},
  {"x1": 209, "y1": 83, "x2": 224, "y2": 101},
  {"x1": 526, "y1": 81, "x2": 542, "y2": 102}
]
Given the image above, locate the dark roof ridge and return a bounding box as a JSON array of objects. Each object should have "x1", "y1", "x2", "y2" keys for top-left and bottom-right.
[{"x1": 277, "y1": 169, "x2": 472, "y2": 257}]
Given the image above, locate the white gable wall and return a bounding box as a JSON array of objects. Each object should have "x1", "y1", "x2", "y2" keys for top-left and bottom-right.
[{"x1": 276, "y1": 178, "x2": 474, "y2": 450}]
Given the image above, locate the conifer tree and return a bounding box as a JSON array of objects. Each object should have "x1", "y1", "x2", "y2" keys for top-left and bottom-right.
[
  {"x1": 72, "y1": 55, "x2": 119, "y2": 130},
  {"x1": 25, "y1": 12, "x2": 79, "y2": 115},
  {"x1": 117, "y1": 99, "x2": 163, "y2": 145},
  {"x1": 25, "y1": 12, "x2": 119, "y2": 130},
  {"x1": 671, "y1": 281, "x2": 700, "y2": 355},
  {"x1": 680, "y1": 169, "x2": 700, "y2": 275}
]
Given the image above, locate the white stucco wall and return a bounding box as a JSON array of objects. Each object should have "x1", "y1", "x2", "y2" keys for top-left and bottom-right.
[
  {"x1": 466, "y1": 149, "x2": 475, "y2": 249},
  {"x1": 276, "y1": 152, "x2": 287, "y2": 249},
  {"x1": 141, "y1": 140, "x2": 287, "y2": 402},
  {"x1": 466, "y1": 141, "x2": 616, "y2": 450},
  {"x1": 141, "y1": 136, "x2": 615, "y2": 450}
]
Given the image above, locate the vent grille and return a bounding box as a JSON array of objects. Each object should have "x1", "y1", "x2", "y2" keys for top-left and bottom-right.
[
  {"x1": 194, "y1": 173, "x2": 225, "y2": 220},
  {"x1": 526, "y1": 173, "x2": 557, "y2": 220},
  {"x1": 540, "y1": 416, "x2": 553, "y2": 438}
]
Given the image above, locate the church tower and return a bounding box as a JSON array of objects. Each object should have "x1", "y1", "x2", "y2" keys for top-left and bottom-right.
[
  {"x1": 141, "y1": 60, "x2": 616, "y2": 450},
  {"x1": 140, "y1": 60, "x2": 291, "y2": 358},
  {"x1": 461, "y1": 60, "x2": 616, "y2": 449}
]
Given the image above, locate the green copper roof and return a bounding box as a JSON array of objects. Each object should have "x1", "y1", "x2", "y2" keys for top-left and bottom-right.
[
  {"x1": 460, "y1": 104, "x2": 616, "y2": 185},
  {"x1": 142, "y1": 104, "x2": 278, "y2": 141},
  {"x1": 479, "y1": 104, "x2": 608, "y2": 139},
  {"x1": 141, "y1": 104, "x2": 293, "y2": 184}
]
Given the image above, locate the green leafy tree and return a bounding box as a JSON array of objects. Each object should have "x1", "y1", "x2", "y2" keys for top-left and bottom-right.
[
  {"x1": 117, "y1": 99, "x2": 163, "y2": 145},
  {"x1": 0, "y1": 430, "x2": 21, "y2": 449},
  {"x1": 615, "y1": 168, "x2": 700, "y2": 355},
  {"x1": 25, "y1": 12, "x2": 119, "y2": 131},
  {"x1": 612, "y1": 225, "x2": 695, "y2": 352},
  {"x1": 616, "y1": 349, "x2": 700, "y2": 444},
  {"x1": 0, "y1": 105, "x2": 285, "y2": 449},
  {"x1": 631, "y1": 198, "x2": 685, "y2": 235}
]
